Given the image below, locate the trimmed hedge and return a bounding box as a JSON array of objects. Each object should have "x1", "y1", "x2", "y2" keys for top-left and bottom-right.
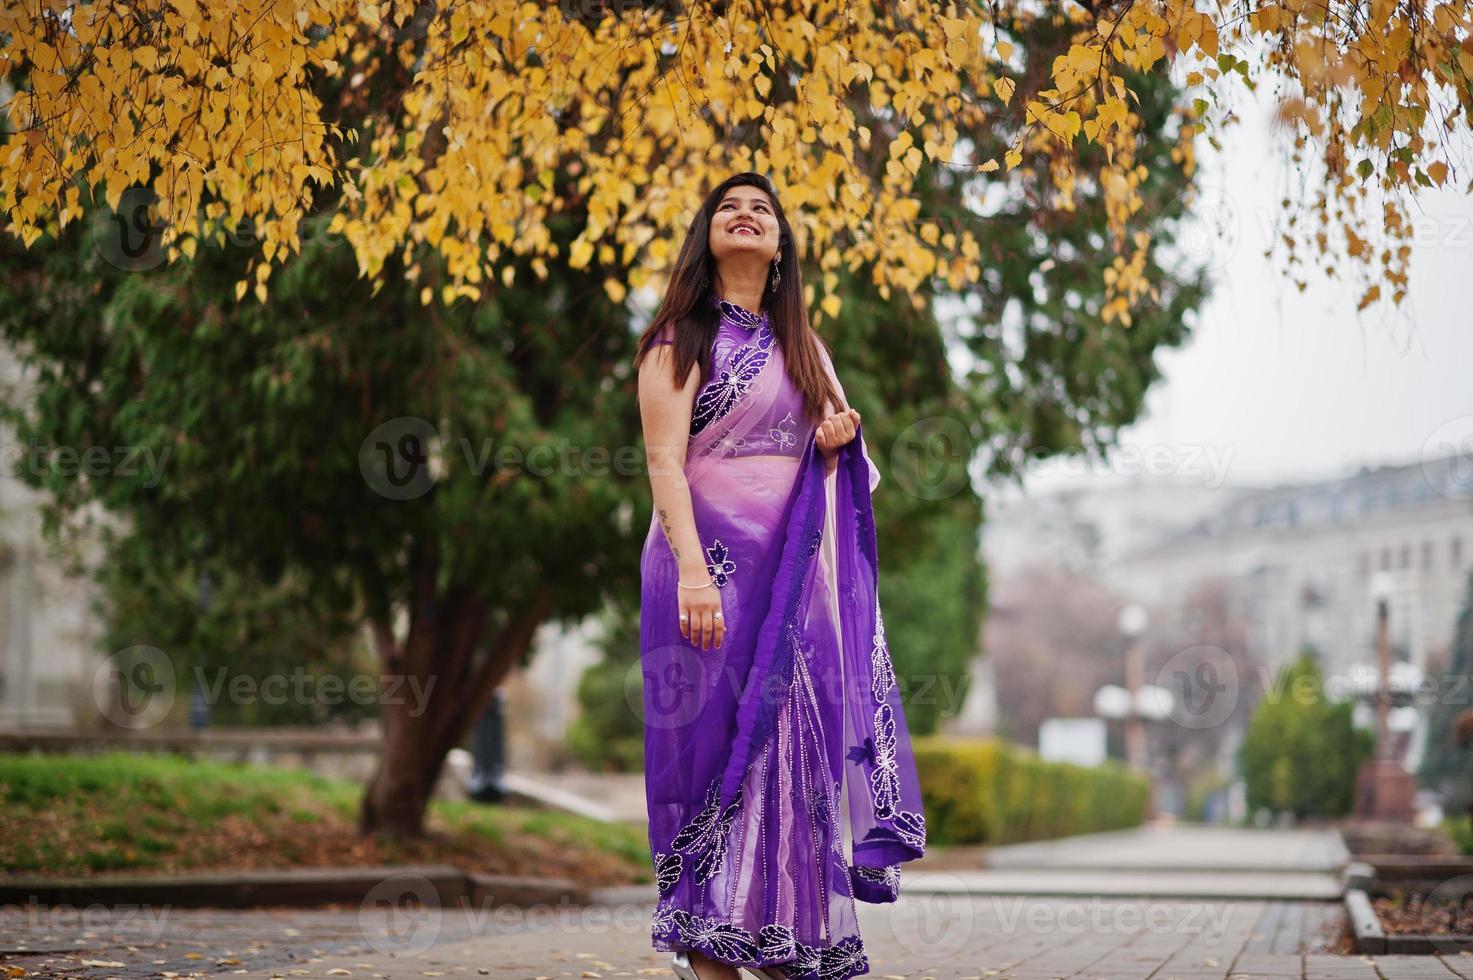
[
  {"x1": 1445, "y1": 814, "x2": 1473, "y2": 856},
  {"x1": 913, "y1": 735, "x2": 1150, "y2": 846}
]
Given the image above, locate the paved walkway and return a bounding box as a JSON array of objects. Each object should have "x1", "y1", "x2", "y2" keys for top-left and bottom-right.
[
  {"x1": 978, "y1": 825, "x2": 1350, "y2": 873},
  {"x1": 501, "y1": 769, "x2": 647, "y2": 824},
  {"x1": 4, "y1": 894, "x2": 1469, "y2": 979},
  {"x1": 905, "y1": 825, "x2": 1349, "y2": 901},
  {"x1": 8, "y1": 825, "x2": 1464, "y2": 979},
  {"x1": 903, "y1": 869, "x2": 1344, "y2": 900}
]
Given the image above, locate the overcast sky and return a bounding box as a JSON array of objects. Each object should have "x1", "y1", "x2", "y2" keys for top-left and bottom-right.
[{"x1": 1024, "y1": 83, "x2": 1473, "y2": 494}]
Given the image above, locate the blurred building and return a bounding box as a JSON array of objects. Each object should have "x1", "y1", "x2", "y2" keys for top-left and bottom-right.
[
  {"x1": 983, "y1": 476, "x2": 1249, "y2": 580},
  {"x1": 1112, "y1": 454, "x2": 1473, "y2": 679},
  {"x1": 0, "y1": 353, "x2": 106, "y2": 728},
  {"x1": 966, "y1": 452, "x2": 1473, "y2": 804}
]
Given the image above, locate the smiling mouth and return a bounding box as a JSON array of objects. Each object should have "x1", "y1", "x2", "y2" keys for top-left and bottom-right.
[{"x1": 731, "y1": 224, "x2": 759, "y2": 235}]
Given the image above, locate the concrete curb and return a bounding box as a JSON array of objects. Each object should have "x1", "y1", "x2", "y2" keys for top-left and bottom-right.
[
  {"x1": 1340, "y1": 861, "x2": 1375, "y2": 893},
  {"x1": 1344, "y1": 887, "x2": 1386, "y2": 954},
  {"x1": 0, "y1": 865, "x2": 590, "y2": 910},
  {"x1": 1352, "y1": 855, "x2": 1473, "y2": 878},
  {"x1": 1328, "y1": 827, "x2": 1353, "y2": 872}
]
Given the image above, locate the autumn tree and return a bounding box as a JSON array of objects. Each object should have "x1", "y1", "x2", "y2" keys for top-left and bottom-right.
[
  {"x1": 4, "y1": 0, "x2": 1454, "y2": 836},
  {"x1": 0, "y1": 0, "x2": 1217, "y2": 837},
  {"x1": 1238, "y1": 650, "x2": 1374, "y2": 820},
  {"x1": 3, "y1": 0, "x2": 1468, "y2": 317},
  {"x1": 1421, "y1": 568, "x2": 1473, "y2": 821}
]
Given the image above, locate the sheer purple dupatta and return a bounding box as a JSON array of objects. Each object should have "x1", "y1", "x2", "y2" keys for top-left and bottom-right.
[{"x1": 714, "y1": 419, "x2": 927, "y2": 890}]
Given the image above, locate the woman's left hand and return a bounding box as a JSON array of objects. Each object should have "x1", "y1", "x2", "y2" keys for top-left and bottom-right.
[{"x1": 816, "y1": 408, "x2": 861, "y2": 460}]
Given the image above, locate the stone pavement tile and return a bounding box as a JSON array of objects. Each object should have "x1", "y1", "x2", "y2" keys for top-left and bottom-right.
[
  {"x1": 1437, "y1": 954, "x2": 1473, "y2": 978},
  {"x1": 1440, "y1": 954, "x2": 1473, "y2": 980},
  {"x1": 0, "y1": 904, "x2": 389, "y2": 978},
  {"x1": 1303, "y1": 954, "x2": 1381, "y2": 978},
  {"x1": 1371, "y1": 956, "x2": 1468, "y2": 979},
  {"x1": 1302, "y1": 904, "x2": 1351, "y2": 954},
  {"x1": 1268, "y1": 904, "x2": 1307, "y2": 957},
  {"x1": 953, "y1": 896, "x2": 1189, "y2": 978},
  {"x1": 1237, "y1": 904, "x2": 1289, "y2": 959},
  {"x1": 1230, "y1": 953, "x2": 1305, "y2": 977}
]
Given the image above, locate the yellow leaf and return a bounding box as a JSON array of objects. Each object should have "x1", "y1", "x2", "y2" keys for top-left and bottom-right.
[
  {"x1": 569, "y1": 238, "x2": 594, "y2": 269},
  {"x1": 821, "y1": 294, "x2": 842, "y2": 318},
  {"x1": 993, "y1": 77, "x2": 1015, "y2": 105},
  {"x1": 1058, "y1": 111, "x2": 1082, "y2": 143}
]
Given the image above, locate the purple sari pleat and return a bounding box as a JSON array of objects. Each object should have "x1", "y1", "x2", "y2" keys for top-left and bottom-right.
[{"x1": 640, "y1": 297, "x2": 927, "y2": 980}]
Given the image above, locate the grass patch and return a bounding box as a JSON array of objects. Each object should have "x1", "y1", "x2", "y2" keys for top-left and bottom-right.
[{"x1": 0, "y1": 752, "x2": 651, "y2": 886}]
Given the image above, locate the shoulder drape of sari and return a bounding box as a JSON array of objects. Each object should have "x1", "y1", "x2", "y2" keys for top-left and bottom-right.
[{"x1": 639, "y1": 315, "x2": 927, "y2": 980}]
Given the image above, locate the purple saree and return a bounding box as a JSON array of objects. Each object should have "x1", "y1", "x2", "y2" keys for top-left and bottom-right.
[{"x1": 638, "y1": 295, "x2": 928, "y2": 980}]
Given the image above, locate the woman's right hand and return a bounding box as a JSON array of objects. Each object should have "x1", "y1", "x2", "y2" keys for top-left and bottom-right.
[{"x1": 679, "y1": 573, "x2": 726, "y2": 651}]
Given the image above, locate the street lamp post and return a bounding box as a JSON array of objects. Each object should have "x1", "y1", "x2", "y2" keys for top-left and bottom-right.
[
  {"x1": 1093, "y1": 604, "x2": 1175, "y2": 820},
  {"x1": 1119, "y1": 604, "x2": 1150, "y2": 773},
  {"x1": 1373, "y1": 576, "x2": 1392, "y2": 761}
]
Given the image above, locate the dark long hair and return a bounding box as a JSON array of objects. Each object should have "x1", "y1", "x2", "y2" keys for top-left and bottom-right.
[{"x1": 632, "y1": 172, "x2": 841, "y2": 425}]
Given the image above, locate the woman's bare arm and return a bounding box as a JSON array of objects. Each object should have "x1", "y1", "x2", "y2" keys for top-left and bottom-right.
[{"x1": 637, "y1": 343, "x2": 711, "y2": 584}]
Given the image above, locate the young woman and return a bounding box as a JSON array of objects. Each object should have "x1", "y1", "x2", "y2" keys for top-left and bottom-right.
[{"x1": 633, "y1": 173, "x2": 928, "y2": 980}]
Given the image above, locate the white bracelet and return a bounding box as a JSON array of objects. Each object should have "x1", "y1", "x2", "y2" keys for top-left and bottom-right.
[{"x1": 678, "y1": 580, "x2": 715, "y2": 590}]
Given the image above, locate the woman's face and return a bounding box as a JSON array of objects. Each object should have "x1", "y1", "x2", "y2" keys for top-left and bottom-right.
[{"x1": 708, "y1": 187, "x2": 780, "y2": 266}]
